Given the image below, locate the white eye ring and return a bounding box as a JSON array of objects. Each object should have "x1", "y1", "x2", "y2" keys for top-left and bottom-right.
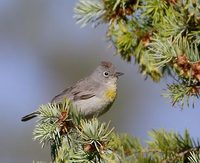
[{"x1": 103, "y1": 71, "x2": 109, "y2": 77}]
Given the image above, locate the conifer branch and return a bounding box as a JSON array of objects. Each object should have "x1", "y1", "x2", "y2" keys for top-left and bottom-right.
[
  {"x1": 74, "y1": 0, "x2": 105, "y2": 27},
  {"x1": 32, "y1": 100, "x2": 200, "y2": 162},
  {"x1": 74, "y1": 0, "x2": 200, "y2": 107},
  {"x1": 188, "y1": 151, "x2": 200, "y2": 163}
]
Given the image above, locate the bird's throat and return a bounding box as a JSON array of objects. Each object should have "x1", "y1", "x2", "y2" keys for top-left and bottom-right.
[{"x1": 104, "y1": 86, "x2": 117, "y2": 101}]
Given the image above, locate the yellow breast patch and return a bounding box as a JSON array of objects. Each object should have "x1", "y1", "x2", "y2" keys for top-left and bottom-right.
[{"x1": 104, "y1": 87, "x2": 117, "y2": 101}]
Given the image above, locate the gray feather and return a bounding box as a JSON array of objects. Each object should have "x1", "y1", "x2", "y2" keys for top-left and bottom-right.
[{"x1": 51, "y1": 77, "x2": 100, "y2": 103}]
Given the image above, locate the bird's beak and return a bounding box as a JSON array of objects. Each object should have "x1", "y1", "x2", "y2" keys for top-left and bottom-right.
[{"x1": 115, "y1": 72, "x2": 124, "y2": 77}]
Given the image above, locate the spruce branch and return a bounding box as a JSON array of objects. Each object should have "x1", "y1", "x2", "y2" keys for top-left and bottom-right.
[
  {"x1": 164, "y1": 83, "x2": 200, "y2": 108},
  {"x1": 147, "y1": 36, "x2": 175, "y2": 68},
  {"x1": 33, "y1": 99, "x2": 82, "y2": 160},
  {"x1": 77, "y1": 119, "x2": 114, "y2": 148},
  {"x1": 32, "y1": 99, "x2": 200, "y2": 162},
  {"x1": 142, "y1": 0, "x2": 169, "y2": 24},
  {"x1": 188, "y1": 152, "x2": 200, "y2": 163},
  {"x1": 74, "y1": 0, "x2": 200, "y2": 107},
  {"x1": 147, "y1": 37, "x2": 199, "y2": 70},
  {"x1": 74, "y1": 0, "x2": 105, "y2": 27},
  {"x1": 147, "y1": 129, "x2": 200, "y2": 163},
  {"x1": 33, "y1": 103, "x2": 62, "y2": 148}
]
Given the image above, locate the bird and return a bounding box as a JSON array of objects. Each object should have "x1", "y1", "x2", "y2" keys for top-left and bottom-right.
[{"x1": 21, "y1": 61, "x2": 123, "y2": 121}]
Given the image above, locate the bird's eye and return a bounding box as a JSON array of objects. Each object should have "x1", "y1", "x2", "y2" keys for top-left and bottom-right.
[{"x1": 103, "y1": 71, "x2": 109, "y2": 77}]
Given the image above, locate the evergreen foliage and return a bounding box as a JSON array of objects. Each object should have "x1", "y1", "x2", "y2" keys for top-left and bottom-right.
[
  {"x1": 74, "y1": 0, "x2": 200, "y2": 107},
  {"x1": 33, "y1": 100, "x2": 200, "y2": 162}
]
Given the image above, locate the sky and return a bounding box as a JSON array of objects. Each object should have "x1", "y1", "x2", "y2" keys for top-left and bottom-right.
[{"x1": 0, "y1": 0, "x2": 200, "y2": 162}]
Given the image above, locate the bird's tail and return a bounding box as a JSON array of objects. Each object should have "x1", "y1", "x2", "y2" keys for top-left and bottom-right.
[{"x1": 21, "y1": 111, "x2": 39, "y2": 122}]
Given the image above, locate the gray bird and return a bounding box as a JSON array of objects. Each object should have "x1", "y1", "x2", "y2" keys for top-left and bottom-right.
[{"x1": 21, "y1": 61, "x2": 123, "y2": 121}]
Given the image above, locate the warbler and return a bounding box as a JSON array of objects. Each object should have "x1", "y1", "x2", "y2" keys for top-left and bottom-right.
[{"x1": 21, "y1": 61, "x2": 123, "y2": 121}]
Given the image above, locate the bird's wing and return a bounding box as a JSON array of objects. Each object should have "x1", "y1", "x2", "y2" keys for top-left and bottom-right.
[
  {"x1": 51, "y1": 78, "x2": 100, "y2": 103},
  {"x1": 51, "y1": 86, "x2": 73, "y2": 103}
]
